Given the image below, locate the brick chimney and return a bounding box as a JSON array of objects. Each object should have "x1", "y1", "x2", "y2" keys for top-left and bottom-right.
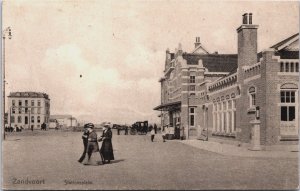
[
  {"x1": 194, "y1": 37, "x2": 201, "y2": 48},
  {"x1": 237, "y1": 13, "x2": 258, "y2": 68}
]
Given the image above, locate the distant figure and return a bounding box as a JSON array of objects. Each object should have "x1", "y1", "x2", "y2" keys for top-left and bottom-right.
[
  {"x1": 117, "y1": 127, "x2": 120, "y2": 135},
  {"x1": 150, "y1": 128, "x2": 155, "y2": 142},
  {"x1": 149, "y1": 125, "x2": 153, "y2": 133},
  {"x1": 16, "y1": 125, "x2": 20, "y2": 132},
  {"x1": 78, "y1": 123, "x2": 91, "y2": 163},
  {"x1": 31, "y1": 125, "x2": 34, "y2": 131},
  {"x1": 180, "y1": 126, "x2": 185, "y2": 140},
  {"x1": 162, "y1": 129, "x2": 166, "y2": 142},
  {"x1": 154, "y1": 124, "x2": 157, "y2": 134},
  {"x1": 99, "y1": 125, "x2": 114, "y2": 164},
  {"x1": 125, "y1": 126, "x2": 128, "y2": 135},
  {"x1": 41, "y1": 122, "x2": 47, "y2": 131}
]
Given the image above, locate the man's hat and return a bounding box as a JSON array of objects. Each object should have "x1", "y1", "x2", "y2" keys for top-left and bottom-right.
[{"x1": 84, "y1": 123, "x2": 94, "y2": 129}]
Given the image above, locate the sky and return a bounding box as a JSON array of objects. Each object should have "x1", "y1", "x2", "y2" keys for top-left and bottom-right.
[{"x1": 2, "y1": 0, "x2": 299, "y2": 124}]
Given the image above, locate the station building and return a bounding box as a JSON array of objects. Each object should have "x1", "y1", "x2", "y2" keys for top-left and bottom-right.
[
  {"x1": 7, "y1": 92, "x2": 50, "y2": 129},
  {"x1": 154, "y1": 13, "x2": 299, "y2": 149}
]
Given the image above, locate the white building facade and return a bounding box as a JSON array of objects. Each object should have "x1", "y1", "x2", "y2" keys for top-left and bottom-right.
[{"x1": 7, "y1": 92, "x2": 50, "y2": 129}]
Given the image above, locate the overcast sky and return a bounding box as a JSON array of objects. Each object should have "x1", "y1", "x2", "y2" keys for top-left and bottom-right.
[{"x1": 3, "y1": 0, "x2": 299, "y2": 124}]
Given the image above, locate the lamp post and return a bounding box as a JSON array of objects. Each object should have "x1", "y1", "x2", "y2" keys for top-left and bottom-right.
[{"x1": 2, "y1": 27, "x2": 12, "y2": 140}]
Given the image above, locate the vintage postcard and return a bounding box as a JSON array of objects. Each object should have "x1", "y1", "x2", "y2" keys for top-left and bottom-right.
[{"x1": 1, "y1": 0, "x2": 299, "y2": 190}]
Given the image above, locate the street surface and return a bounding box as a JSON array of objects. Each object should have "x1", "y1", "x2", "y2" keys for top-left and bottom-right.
[{"x1": 2, "y1": 130, "x2": 299, "y2": 190}]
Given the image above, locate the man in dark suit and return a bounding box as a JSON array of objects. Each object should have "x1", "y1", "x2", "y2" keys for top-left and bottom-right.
[{"x1": 78, "y1": 124, "x2": 91, "y2": 163}]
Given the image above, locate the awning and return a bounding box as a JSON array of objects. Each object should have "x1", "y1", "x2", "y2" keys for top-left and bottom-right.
[{"x1": 153, "y1": 101, "x2": 181, "y2": 111}]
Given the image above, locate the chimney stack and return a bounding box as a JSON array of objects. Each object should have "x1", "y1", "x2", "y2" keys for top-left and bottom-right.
[
  {"x1": 237, "y1": 13, "x2": 259, "y2": 69},
  {"x1": 194, "y1": 37, "x2": 201, "y2": 48}
]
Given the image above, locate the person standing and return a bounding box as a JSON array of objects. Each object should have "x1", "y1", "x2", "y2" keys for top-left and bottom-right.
[
  {"x1": 78, "y1": 123, "x2": 90, "y2": 163},
  {"x1": 83, "y1": 123, "x2": 101, "y2": 165},
  {"x1": 162, "y1": 129, "x2": 166, "y2": 142},
  {"x1": 150, "y1": 128, "x2": 155, "y2": 142},
  {"x1": 99, "y1": 125, "x2": 114, "y2": 164},
  {"x1": 154, "y1": 123, "x2": 157, "y2": 134}
]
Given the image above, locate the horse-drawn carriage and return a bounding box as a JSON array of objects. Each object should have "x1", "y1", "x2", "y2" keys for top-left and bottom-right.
[{"x1": 130, "y1": 121, "x2": 148, "y2": 135}]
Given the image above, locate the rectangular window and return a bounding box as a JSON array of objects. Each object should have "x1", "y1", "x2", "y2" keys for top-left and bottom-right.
[
  {"x1": 19, "y1": 100, "x2": 22, "y2": 106},
  {"x1": 290, "y1": 62, "x2": 294, "y2": 72},
  {"x1": 31, "y1": 100, "x2": 34, "y2": 106},
  {"x1": 291, "y1": 91, "x2": 295, "y2": 103},
  {"x1": 38, "y1": 100, "x2": 41, "y2": 107},
  {"x1": 18, "y1": 116, "x2": 22, "y2": 123},
  {"x1": 280, "y1": 106, "x2": 287, "y2": 121},
  {"x1": 25, "y1": 107, "x2": 28, "y2": 114},
  {"x1": 281, "y1": 106, "x2": 296, "y2": 122},
  {"x1": 31, "y1": 116, "x2": 34, "y2": 123},
  {"x1": 190, "y1": 76, "x2": 195, "y2": 83},
  {"x1": 190, "y1": 108, "x2": 195, "y2": 113},
  {"x1": 37, "y1": 116, "x2": 41, "y2": 123},
  {"x1": 189, "y1": 85, "x2": 195, "y2": 91},
  {"x1": 12, "y1": 100, "x2": 15, "y2": 106},
  {"x1": 25, "y1": 100, "x2": 28, "y2": 106},
  {"x1": 281, "y1": 91, "x2": 296, "y2": 103},
  {"x1": 12, "y1": 108, "x2": 15, "y2": 114},
  {"x1": 190, "y1": 115, "x2": 195, "y2": 126},
  {"x1": 280, "y1": 92, "x2": 285, "y2": 102},
  {"x1": 285, "y1": 62, "x2": 289, "y2": 72},
  {"x1": 280, "y1": 62, "x2": 284, "y2": 72},
  {"x1": 18, "y1": 108, "x2": 22, "y2": 114},
  {"x1": 296, "y1": 62, "x2": 299, "y2": 72},
  {"x1": 11, "y1": 116, "x2": 15, "y2": 123}
]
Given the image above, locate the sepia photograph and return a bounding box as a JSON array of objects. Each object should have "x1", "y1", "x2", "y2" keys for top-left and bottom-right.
[{"x1": 1, "y1": 0, "x2": 299, "y2": 190}]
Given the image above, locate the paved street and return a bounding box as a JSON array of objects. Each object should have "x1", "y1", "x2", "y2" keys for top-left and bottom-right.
[{"x1": 3, "y1": 130, "x2": 299, "y2": 190}]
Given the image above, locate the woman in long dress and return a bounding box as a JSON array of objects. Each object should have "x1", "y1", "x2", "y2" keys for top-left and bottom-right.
[{"x1": 100, "y1": 126, "x2": 114, "y2": 164}]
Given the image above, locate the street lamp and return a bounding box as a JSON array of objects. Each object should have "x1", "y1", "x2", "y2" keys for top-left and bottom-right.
[{"x1": 2, "y1": 27, "x2": 12, "y2": 140}]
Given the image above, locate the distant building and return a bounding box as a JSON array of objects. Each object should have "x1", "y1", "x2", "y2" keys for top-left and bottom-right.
[
  {"x1": 154, "y1": 13, "x2": 299, "y2": 150},
  {"x1": 50, "y1": 115, "x2": 77, "y2": 128},
  {"x1": 7, "y1": 92, "x2": 50, "y2": 129}
]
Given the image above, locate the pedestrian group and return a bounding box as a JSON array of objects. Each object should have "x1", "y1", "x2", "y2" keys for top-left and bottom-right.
[{"x1": 78, "y1": 123, "x2": 115, "y2": 165}]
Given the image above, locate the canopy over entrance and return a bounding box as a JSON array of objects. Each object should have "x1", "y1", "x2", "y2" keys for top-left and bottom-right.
[{"x1": 153, "y1": 101, "x2": 181, "y2": 111}]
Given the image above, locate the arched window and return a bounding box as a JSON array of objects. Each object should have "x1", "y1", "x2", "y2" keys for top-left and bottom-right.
[{"x1": 249, "y1": 86, "x2": 256, "y2": 108}]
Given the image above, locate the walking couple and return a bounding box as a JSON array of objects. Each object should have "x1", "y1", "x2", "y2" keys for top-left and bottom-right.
[{"x1": 78, "y1": 123, "x2": 114, "y2": 165}]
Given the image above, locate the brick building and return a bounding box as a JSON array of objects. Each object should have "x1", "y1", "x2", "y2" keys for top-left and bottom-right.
[
  {"x1": 7, "y1": 92, "x2": 50, "y2": 130},
  {"x1": 154, "y1": 13, "x2": 299, "y2": 149}
]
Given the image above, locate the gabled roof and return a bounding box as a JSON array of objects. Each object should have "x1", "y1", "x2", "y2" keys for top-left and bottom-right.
[
  {"x1": 191, "y1": 44, "x2": 210, "y2": 54},
  {"x1": 182, "y1": 53, "x2": 238, "y2": 73},
  {"x1": 270, "y1": 33, "x2": 299, "y2": 51}
]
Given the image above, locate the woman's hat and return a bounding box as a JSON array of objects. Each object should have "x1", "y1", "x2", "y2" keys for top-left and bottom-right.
[{"x1": 84, "y1": 123, "x2": 94, "y2": 129}]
